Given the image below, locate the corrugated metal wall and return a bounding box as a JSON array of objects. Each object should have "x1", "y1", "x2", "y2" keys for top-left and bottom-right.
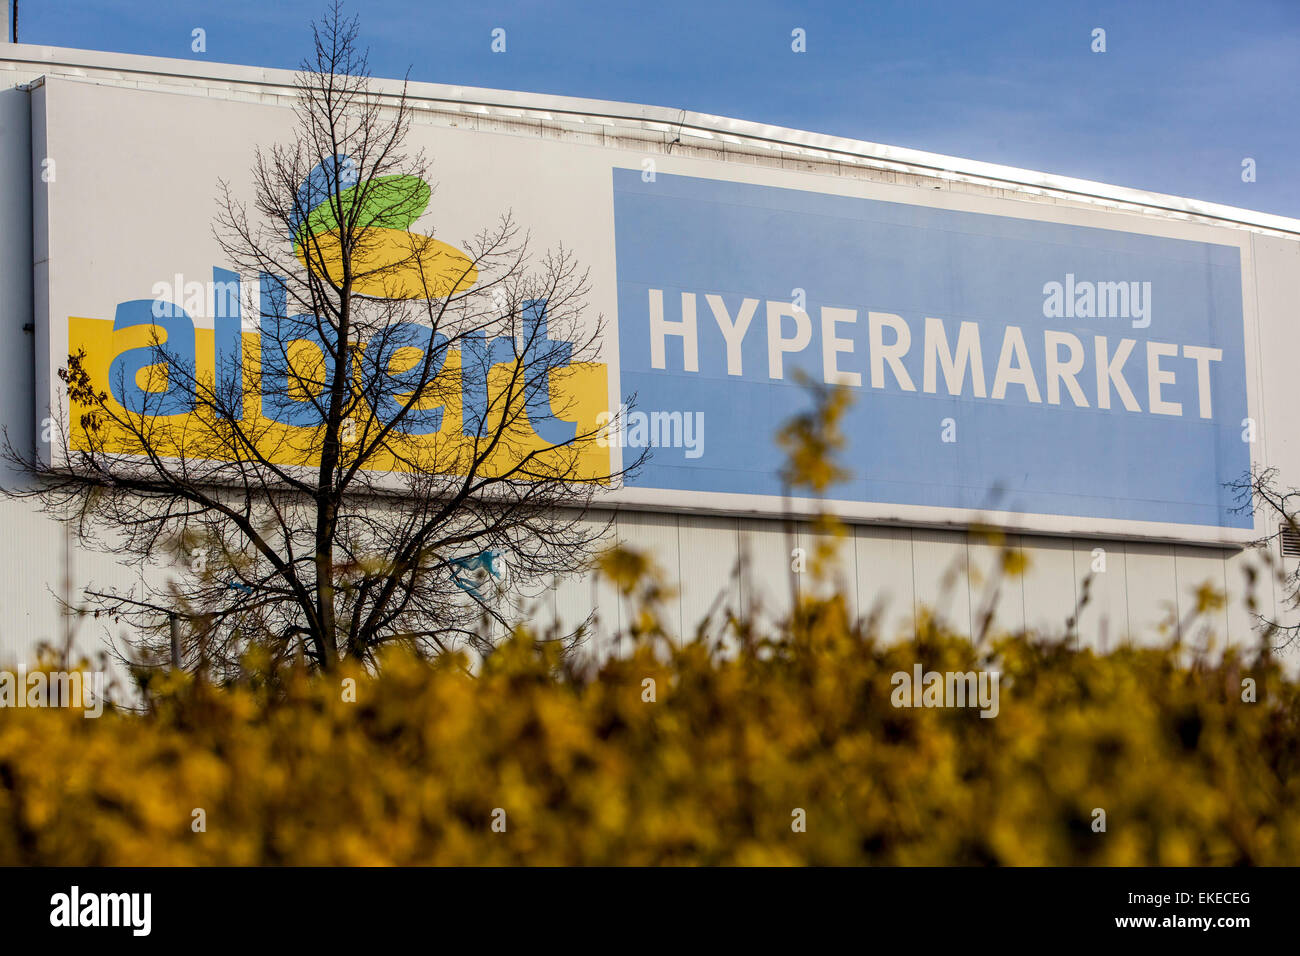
[{"x1": 533, "y1": 510, "x2": 1283, "y2": 659}]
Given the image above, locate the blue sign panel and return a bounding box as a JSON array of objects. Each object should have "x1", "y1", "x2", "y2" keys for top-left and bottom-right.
[{"x1": 612, "y1": 169, "x2": 1250, "y2": 529}]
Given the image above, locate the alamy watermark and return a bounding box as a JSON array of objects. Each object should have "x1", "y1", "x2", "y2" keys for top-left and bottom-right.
[
  {"x1": 891, "y1": 664, "x2": 1000, "y2": 718},
  {"x1": 0, "y1": 668, "x2": 105, "y2": 718},
  {"x1": 596, "y1": 405, "x2": 705, "y2": 459},
  {"x1": 50, "y1": 886, "x2": 151, "y2": 936},
  {"x1": 1042, "y1": 273, "x2": 1151, "y2": 329}
]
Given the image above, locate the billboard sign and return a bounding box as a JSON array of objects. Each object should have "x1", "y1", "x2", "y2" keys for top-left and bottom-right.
[
  {"x1": 612, "y1": 170, "x2": 1253, "y2": 535},
  {"x1": 31, "y1": 77, "x2": 1260, "y2": 544}
]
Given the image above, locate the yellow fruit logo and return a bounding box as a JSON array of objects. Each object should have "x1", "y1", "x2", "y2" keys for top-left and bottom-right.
[{"x1": 291, "y1": 155, "x2": 477, "y2": 299}]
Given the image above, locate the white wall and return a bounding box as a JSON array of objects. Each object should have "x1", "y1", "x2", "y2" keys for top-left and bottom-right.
[
  {"x1": 601, "y1": 510, "x2": 1281, "y2": 663},
  {"x1": 0, "y1": 74, "x2": 141, "y2": 671}
]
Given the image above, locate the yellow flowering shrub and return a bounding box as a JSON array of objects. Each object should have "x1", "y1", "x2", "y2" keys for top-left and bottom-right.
[
  {"x1": 0, "y1": 591, "x2": 1297, "y2": 865},
  {"x1": 3, "y1": 385, "x2": 1295, "y2": 865}
]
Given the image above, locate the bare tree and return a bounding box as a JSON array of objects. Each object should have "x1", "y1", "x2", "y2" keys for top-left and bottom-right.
[
  {"x1": 1229, "y1": 464, "x2": 1300, "y2": 650},
  {"x1": 4, "y1": 3, "x2": 639, "y2": 678}
]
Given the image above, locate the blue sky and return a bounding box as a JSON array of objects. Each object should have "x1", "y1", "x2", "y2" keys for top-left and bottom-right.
[{"x1": 10, "y1": 0, "x2": 1300, "y2": 217}]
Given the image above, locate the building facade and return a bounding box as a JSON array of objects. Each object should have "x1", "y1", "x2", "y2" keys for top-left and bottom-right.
[{"x1": 1, "y1": 42, "x2": 1299, "y2": 669}]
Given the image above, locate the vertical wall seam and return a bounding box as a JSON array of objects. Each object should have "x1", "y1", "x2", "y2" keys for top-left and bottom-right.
[
  {"x1": 907, "y1": 527, "x2": 917, "y2": 636},
  {"x1": 1069, "y1": 537, "x2": 1079, "y2": 649},
  {"x1": 674, "y1": 513, "x2": 683, "y2": 641},
  {"x1": 1122, "y1": 540, "x2": 1132, "y2": 646},
  {"x1": 1018, "y1": 534, "x2": 1028, "y2": 637},
  {"x1": 1172, "y1": 545, "x2": 1182, "y2": 643},
  {"x1": 851, "y1": 524, "x2": 860, "y2": 625}
]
